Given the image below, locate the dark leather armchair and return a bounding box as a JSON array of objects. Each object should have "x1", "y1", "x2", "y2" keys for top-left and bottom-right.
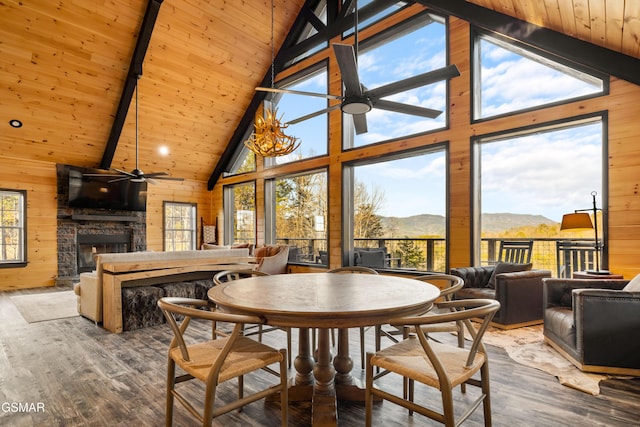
[
  {"x1": 450, "y1": 265, "x2": 551, "y2": 329},
  {"x1": 543, "y1": 278, "x2": 640, "y2": 376}
]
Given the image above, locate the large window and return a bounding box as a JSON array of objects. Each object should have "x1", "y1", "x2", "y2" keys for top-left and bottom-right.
[
  {"x1": 345, "y1": 148, "x2": 448, "y2": 271},
  {"x1": 266, "y1": 170, "x2": 327, "y2": 264},
  {"x1": 268, "y1": 65, "x2": 329, "y2": 165},
  {"x1": 474, "y1": 116, "x2": 605, "y2": 272},
  {"x1": 474, "y1": 32, "x2": 605, "y2": 120},
  {"x1": 0, "y1": 190, "x2": 26, "y2": 267},
  {"x1": 344, "y1": 12, "x2": 449, "y2": 148},
  {"x1": 223, "y1": 182, "x2": 256, "y2": 245},
  {"x1": 163, "y1": 202, "x2": 197, "y2": 251}
]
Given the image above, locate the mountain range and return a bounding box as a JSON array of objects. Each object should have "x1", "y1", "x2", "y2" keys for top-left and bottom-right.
[{"x1": 381, "y1": 213, "x2": 557, "y2": 237}]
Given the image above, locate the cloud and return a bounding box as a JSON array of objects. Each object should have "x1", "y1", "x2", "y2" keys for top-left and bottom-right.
[{"x1": 481, "y1": 124, "x2": 603, "y2": 220}]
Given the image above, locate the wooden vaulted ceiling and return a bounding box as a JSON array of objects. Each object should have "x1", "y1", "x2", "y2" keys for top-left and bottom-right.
[{"x1": 1, "y1": 0, "x2": 639, "y2": 186}]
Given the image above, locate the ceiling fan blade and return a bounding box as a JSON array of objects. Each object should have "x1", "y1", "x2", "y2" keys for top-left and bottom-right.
[
  {"x1": 112, "y1": 168, "x2": 136, "y2": 178},
  {"x1": 333, "y1": 43, "x2": 363, "y2": 96},
  {"x1": 288, "y1": 104, "x2": 341, "y2": 125},
  {"x1": 367, "y1": 64, "x2": 460, "y2": 100},
  {"x1": 373, "y1": 99, "x2": 443, "y2": 118},
  {"x1": 256, "y1": 87, "x2": 342, "y2": 100},
  {"x1": 82, "y1": 173, "x2": 122, "y2": 178},
  {"x1": 108, "y1": 176, "x2": 130, "y2": 183},
  {"x1": 352, "y1": 113, "x2": 368, "y2": 135},
  {"x1": 150, "y1": 176, "x2": 184, "y2": 181},
  {"x1": 142, "y1": 172, "x2": 168, "y2": 177}
]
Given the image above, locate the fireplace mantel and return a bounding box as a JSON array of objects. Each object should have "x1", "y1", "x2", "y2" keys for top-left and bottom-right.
[{"x1": 71, "y1": 214, "x2": 141, "y2": 222}]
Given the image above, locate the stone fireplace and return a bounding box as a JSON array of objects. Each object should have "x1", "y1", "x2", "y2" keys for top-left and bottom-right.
[
  {"x1": 76, "y1": 232, "x2": 131, "y2": 273},
  {"x1": 56, "y1": 164, "x2": 146, "y2": 284}
]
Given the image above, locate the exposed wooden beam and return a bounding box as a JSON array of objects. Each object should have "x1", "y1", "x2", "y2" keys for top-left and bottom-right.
[
  {"x1": 415, "y1": 0, "x2": 640, "y2": 86},
  {"x1": 100, "y1": 0, "x2": 163, "y2": 170}
]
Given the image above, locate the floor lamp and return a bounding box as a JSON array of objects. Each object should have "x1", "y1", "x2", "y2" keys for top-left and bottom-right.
[{"x1": 559, "y1": 191, "x2": 609, "y2": 274}]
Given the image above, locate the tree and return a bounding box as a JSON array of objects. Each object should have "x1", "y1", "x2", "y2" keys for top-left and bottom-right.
[
  {"x1": 353, "y1": 181, "x2": 385, "y2": 239},
  {"x1": 397, "y1": 238, "x2": 425, "y2": 269}
]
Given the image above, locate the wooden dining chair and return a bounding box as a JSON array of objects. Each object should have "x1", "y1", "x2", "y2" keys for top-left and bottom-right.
[
  {"x1": 157, "y1": 297, "x2": 288, "y2": 427},
  {"x1": 376, "y1": 274, "x2": 466, "y2": 393},
  {"x1": 376, "y1": 274, "x2": 465, "y2": 354},
  {"x1": 365, "y1": 298, "x2": 500, "y2": 427},
  {"x1": 327, "y1": 266, "x2": 378, "y2": 368},
  {"x1": 213, "y1": 269, "x2": 292, "y2": 366}
]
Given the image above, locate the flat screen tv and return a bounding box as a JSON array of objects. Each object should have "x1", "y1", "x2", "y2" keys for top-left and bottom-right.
[{"x1": 68, "y1": 168, "x2": 147, "y2": 211}]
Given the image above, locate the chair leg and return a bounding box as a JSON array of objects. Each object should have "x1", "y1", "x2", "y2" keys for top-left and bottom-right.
[
  {"x1": 457, "y1": 323, "x2": 466, "y2": 393},
  {"x1": 279, "y1": 349, "x2": 289, "y2": 427},
  {"x1": 360, "y1": 326, "x2": 366, "y2": 369},
  {"x1": 481, "y1": 362, "x2": 492, "y2": 427},
  {"x1": 408, "y1": 378, "x2": 414, "y2": 416},
  {"x1": 165, "y1": 359, "x2": 176, "y2": 427},
  {"x1": 365, "y1": 353, "x2": 374, "y2": 427},
  {"x1": 286, "y1": 328, "x2": 292, "y2": 367},
  {"x1": 203, "y1": 380, "x2": 218, "y2": 426},
  {"x1": 441, "y1": 383, "x2": 455, "y2": 427}
]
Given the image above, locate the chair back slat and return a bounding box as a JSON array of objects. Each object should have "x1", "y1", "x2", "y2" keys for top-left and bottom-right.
[
  {"x1": 556, "y1": 241, "x2": 597, "y2": 277},
  {"x1": 498, "y1": 240, "x2": 533, "y2": 263}
]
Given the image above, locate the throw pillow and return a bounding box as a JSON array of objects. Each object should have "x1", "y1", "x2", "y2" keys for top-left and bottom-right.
[
  {"x1": 487, "y1": 262, "x2": 533, "y2": 289},
  {"x1": 622, "y1": 273, "x2": 640, "y2": 292},
  {"x1": 254, "y1": 246, "x2": 269, "y2": 260}
]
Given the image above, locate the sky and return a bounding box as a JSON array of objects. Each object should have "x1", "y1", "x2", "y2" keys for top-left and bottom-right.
[{"x1": 270, "y1": 13, "x2": 604, "y2": 223}]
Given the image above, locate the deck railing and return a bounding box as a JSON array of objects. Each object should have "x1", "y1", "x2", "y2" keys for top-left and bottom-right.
[{"x1": 276, "y1": 237, "x2": 597, "y2": 277}]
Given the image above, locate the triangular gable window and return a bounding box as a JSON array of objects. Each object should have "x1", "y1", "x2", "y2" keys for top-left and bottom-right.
[{"x1": 474, "y1": 33, "x2": 605, "y2": 120}]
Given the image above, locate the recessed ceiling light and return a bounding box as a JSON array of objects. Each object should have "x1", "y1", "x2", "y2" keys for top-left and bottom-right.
[
  {"x1": 9, "y1": 119, "x2": 23, "y2": 128},
  {"x1": 158, "y1": 146, "x2": 170, "y2": 156}
]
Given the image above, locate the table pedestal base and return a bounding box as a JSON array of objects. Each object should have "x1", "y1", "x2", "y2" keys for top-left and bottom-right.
[{"x1": 279, "y1": 328, "x2": 381, "y2": 426}]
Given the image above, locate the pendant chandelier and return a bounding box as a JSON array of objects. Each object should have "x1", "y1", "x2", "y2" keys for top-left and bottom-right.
[{"x1": 244, "y1": 0, "x2": 299, "y2": 157}]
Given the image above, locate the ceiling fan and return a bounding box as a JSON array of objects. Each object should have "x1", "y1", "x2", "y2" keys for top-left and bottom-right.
[
  {"x1": 85, "y1": 74, "x2": 183, "y2": 184},
  {"x1": 256, "y1": 4, "x2": 460, "y2": 135}
]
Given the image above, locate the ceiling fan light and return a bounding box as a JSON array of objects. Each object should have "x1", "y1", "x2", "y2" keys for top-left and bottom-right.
[{"x1": 341, "y1": 96, "x2": 372, "y2": 115}]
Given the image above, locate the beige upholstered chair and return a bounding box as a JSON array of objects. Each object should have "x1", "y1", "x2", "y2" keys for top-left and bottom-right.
[
  {"x1": 365, "y1": 299, "x2": 500, "y2": 427},
  {"x1": 157, "y1": 297, "x2": 288, "y2": 427},
  {"x1": 327, "y1": 266, "x2": 378, "y2": 368},
  {"x1": 213, "y1": 269, "x2": 292, "y2": 366},
  {"x1": 254, "y1": 245, "x2": 290, "y2": 274}
]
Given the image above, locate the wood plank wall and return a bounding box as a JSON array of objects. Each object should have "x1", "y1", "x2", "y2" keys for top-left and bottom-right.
[
  {"x1": 0, "y1": 158, "x2": 58, "y2": 290},
  {"x1": 212, "y1": 14, "x2": 640, "y2": 279}
]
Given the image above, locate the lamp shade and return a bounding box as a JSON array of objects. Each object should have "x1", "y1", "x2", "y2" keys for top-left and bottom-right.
[{"x1": 560, "y1": 212, "x2": 594, "y2": 230}]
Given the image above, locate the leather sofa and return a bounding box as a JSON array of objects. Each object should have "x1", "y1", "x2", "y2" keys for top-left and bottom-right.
[
  {"x1": 450, "y1": 265, "x2": 551, "y2": 329},
  {"x1": 543, "y1": 278, "x2": 640, "y2": 376}
]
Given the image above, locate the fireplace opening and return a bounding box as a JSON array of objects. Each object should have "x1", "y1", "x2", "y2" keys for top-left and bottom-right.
[{"x1": 77, "y1": 232, "x2": 131, "y2": 273}]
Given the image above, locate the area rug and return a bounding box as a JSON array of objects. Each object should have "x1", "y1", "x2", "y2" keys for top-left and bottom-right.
[
  {"x1": 10, "y1": 291, "x2": 78, "y2": 323},
  {"x1": 481, "y1": 325, "x2": 607, "y2": 395}
]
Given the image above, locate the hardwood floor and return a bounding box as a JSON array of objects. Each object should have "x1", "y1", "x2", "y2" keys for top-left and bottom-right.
[{"x1": 1, "y1": 286, "x2": 639, "y2": 426}]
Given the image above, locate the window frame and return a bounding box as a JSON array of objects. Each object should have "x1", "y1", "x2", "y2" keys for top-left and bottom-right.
[
  {"x1": 471, "y1": 28, "x2": 609, "y2": 123},
  {"x1": 0, "y1": 189, "x2": 27, "y2": 268},
  {"x1": 163, "y1": 201, "x2": 197, "y2": 251},
  {"x1": 342, "y1": 10, "x2": 452, "y2": 150},
  {"x1": 265, "y1": 168, "x2": 329, "y2": 265},
  {"x1": 223, "y1": 181, "x2": 257, "y2": 246},
  {"x1": 471, "y1": 112, "x2": 608, "y2": 268},
  {"x1": 265, "y1": 61, "x2": 331, "y2": 168},
  {"x1": 342, "y1": 144, "x2": 450, "y2": 271}
]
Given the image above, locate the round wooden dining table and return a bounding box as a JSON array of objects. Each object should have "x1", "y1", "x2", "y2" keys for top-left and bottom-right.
[{"x1": 208, "y1": 272, "x2": 439, "y2": 427}]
